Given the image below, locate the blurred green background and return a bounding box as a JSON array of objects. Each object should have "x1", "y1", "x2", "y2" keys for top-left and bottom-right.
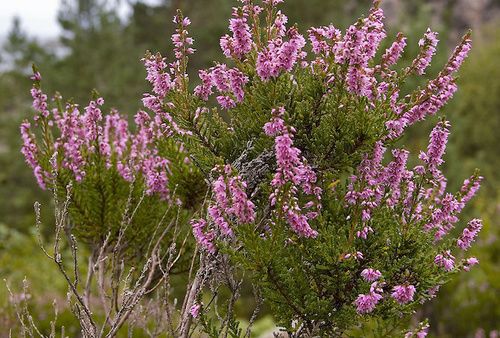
[{"x1": 0, "y1": 0, "x2": 498, "y2": 336}]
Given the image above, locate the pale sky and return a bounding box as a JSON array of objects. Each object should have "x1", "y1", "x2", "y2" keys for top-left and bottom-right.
[
  {"x1": 0, "y1": 0, "x2": 162, "y2": 40},
  {"x1": 0, "y1": 0, "x2": 61, "y2": 38}
]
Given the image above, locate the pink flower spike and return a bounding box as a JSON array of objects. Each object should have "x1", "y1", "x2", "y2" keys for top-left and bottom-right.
[
  {"x1": 361, "y1": 268, "x2": 382, "y2": 282},
  {"x1": 382, "y1": 32, "x2": 407, "y2": 67},
  {"x1": 391, "y1": 284, "x2": 416, "y2": 305},
  {"x1": 457, "y1": 218, "x2": 482, "y2": 250},
  {"x1": 264, "y1": 107, "x2": 322, "y2": 238},
  {"x1": 354, "y1": 282, "x2": 383, "y2": 314},
  {"x1": 190, "y1": 219, "x2": 215, "y2": 253},
  {"x1": 412, "y1": 28, "x2": 438, "y2": 75}
]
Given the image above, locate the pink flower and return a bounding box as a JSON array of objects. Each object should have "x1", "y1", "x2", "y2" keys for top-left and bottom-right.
[
  {"x1": 444, "y1": 33, "x2": 471, "y2": 75},
  {"x1": 361, "y1": 268, "x2": 382, "y2": 282},
  {"x1": 391, "y1": 284, "x2": 416, "y2": 304},
  {"x1": 308, "y1": 25, "x2": 342, "y2": 55},
  {"x1": 83, "y1": 99, "x2": 104, "y2": 142},
  {"x1": 382, "y1": 32, "x2": 407, "y2": 67},
  {"x1": 220, "y1": 9, "x2": 253, "y2": 58},
  {"x1": 194, "y1": 64, "x2": 249, "y2": 109},
  {"x1": 463, "y1": 257, "x2": 479, "y2": 271},
  {"x1": 191, "y1": 219, "x2": 215, "y2": 253},
  {"x1": 354, "y1": 282, "x2": 383, "y2": 314},
  {"x1": 102, "y1": 113, "x2": 129, "y2": 164},
  {"x1": 141, "y1": 156, "x2": 171, "y2": 200},
  {"x1": 228, "y1": 176, "x2": 256, "y2": 224},
  {"x1": 457, "y1": 219, "x2": 482, "y2": 250},
  {"x1": 216, "y1": 96, "x2": 236, "y2": 109},
  {"x1": 189, "y1": 303, "x2": 201, "y2": 318},
  {"x1": 435, "y1": 250, "x2": 455, "y2": 271},
  {"x1": 142, "y1": 53, "x2": 173, "y2": 97},
  {"x1": 20, "y1": 121, "x2": 47, "y2": 189},
  {"x1": 459, "y1": 174, "x2": 482, "y2": 206},
  {"x1": 427, "y1": 285, "x2": 440, "y2": 299},
  {"x1": 346, "y1": 66, "x2": 375, "y2": 98},
  {"x1": 57, "y1": 106, "x2": 87, "y2": 181},
  {"x1": 208, "y1": 205, "x2": 232, "y2": 237},
  {"x1": 203, "y1": 165, "x2": 256, "y2": 243},
  {"x1": 172, "y1": 13, "x2": 195, "y2": 59},
  {"x1": 256, "y1": 28, "x2": 306, "y2": 81},
  {"x1": 385, "y1": 149, "x2": 410, "y2": 207},
  {"x1": 390, "y1": 76, "x2": 457, "y2": 139},
  {"x1": 412, "y1": 28, "x2": 438, "y2": 75},
  {"x1": 30, "y1": 87, "x2": 50, "y2": 121},
  {"x1": 264, "y1": 107, "x2": 322, "y2": 238},
  {"x1": 356, "y1": 226, "x2": 374, "y2": 239},
  {"x1": 419, "y1": 120, "x2": 450, "y2": 173}
]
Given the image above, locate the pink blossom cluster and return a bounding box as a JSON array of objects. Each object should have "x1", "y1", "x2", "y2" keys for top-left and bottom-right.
[
  {"x1": 220, "y1": 7, "x2": 253, "y2": 58},
  {"x1": 444, "y1": 33, "x2": 471, "y2": 74},
  {"x1": 457, "y1": 218, "x2": 483, "y2": 250},
  {"x1": 308, "y1": 25, "x2": 342, "y2": 56},
  {"x1": 194, "y1": 64, "x2": 249, "y2": 109},
  {"x1": 191, "y1": 165, "x2": 255, "y2": 252},
  {"x1": 347, "y1": 119, "x2": 481, "y2": 246},
  {"x1": 307, "y1": 3, "x2": 386, "y2": 98},
  {"x1": 412, "y1": 28, "x2": 439, "y2": 75},
  {"x1": 381, "y1": 32, "x2": 407, "y2": 67},
  {"x1": 191, "y1": 219, "x2": 215, "y2": 253},
  {"x1": 354, "y1": 282, "x2": 383, "y2": 314},
  {"x1": 459, "y1": 174, "x2": 483, "y2": 206},
  {"x1": 142, "y1": 12, "x2": 195, "y2": 102},
  {"x1": 189, "y1": 303, "x2": 201, "y2": 318},
  {"x1": 307, "y1": 3, "x2": 412, "y2": 102},
  {"x1": 424, "y1": 173, "x2": 482, "y2": 241},
  {"x1": 143, "y1": 53, "x2": 174, "y2": 98},
  {"x1": 346, "y1": 141, "x2": 413, "y2": 228},
  {"x1": 256, "y1": 23, "x2": 307, "y2": 81},
  {"x1": 102, "y1": 112, "x2": 129, "y2": 165},
  {"x1": 171, "y1": 14, "x2": 195, "y2": 60},
  {"x1": 435, "y1": 250, "x2": 455, "y2": 271},
  {"x1": 391, "y1": 284, "x2": 416, "y2": 304},
  {"x1": 355, "y1": 273, "x2": 417, "y2": 313},
  {"x1": 22, "y1": 77, "x2": 175, "y2": 201},
  {"x1": 55, "y1": 103, "x2": 91, "y2": 182},
  {"x1": 463, "y1": 257, "x2": 479, "y2": 271},
  {"x1": 264, "y1": 107, "x2": 322, "y2": 238},
  {"x1": 142, "y1": 53, "x2": 189, "y2": 137},
  {"x1": 343, "y1": 7, "x2": 385, "y2": 97},
  {"x1": 140, "y1": 13, "x2": 197, "y2": 139},
  {"x1": 361, "y1": 268, "x2": 382, "y2": 282},
  {"x1": 419, "y1": 120, "x2": 450, "y2": 173},
  {"x1": 20, "y1": 122, "x2": 47, "y2": 189},
  {"x1": 386, "y1": 36, "x2": 471, "y2": 139},
  {"x1": 22, "y1": 13, "x2": 201, "y2": 199},
  {"x1": 30, "y1": 87, "x2": 50, "y2": 122},
  {"x1": 209, "y1": 165, "x2": 256, "y2": 235}
]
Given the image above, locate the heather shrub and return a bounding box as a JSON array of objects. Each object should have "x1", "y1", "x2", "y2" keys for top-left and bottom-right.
[{"x1": 18, "y1": 0, "x2": 483, "y2": 336}]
